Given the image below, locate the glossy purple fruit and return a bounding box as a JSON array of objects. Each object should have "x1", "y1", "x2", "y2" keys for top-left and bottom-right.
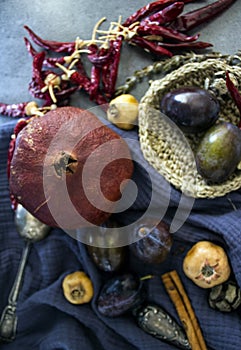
[
  {"x1": 160, "y1": 86, "x2": 220, "y2": 133},
  {"x1": 130, "y1": 220, "x2": 173, "y2": 264},
  {"x1": 97, "y1": 274, "x2": 145, "y2": 317}
]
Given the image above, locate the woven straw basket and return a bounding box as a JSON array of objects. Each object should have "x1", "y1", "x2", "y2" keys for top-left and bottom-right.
[{"x1": 138, "y1": 58, "x2": 241, "y2": 198}]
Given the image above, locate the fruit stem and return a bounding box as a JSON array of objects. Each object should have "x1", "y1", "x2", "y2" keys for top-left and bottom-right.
[
  {"x1": 140, "y1": 274, "x2": 155, "y2": 281},
  {"x1": 71, "y1": 287, "x2": 85, "y2": 300},
  {"x1": 201, "y1": 264, "x2": 215, "y2": 278},
  {"x1": 54, "y1": 151, "x2": 78, "y2": 177}
]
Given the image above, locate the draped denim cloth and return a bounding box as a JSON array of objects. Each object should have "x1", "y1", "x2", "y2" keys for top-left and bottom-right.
[{"x1": 1, "y1": 119, "x2": 241, "y2": 350}]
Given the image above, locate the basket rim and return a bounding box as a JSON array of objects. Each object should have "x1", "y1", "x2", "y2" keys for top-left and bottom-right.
[{"x1": 138, "y1": 58, "x2": 241, "y2": 198}]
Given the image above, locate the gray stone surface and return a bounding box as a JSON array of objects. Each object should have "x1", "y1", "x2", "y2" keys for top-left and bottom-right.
[{"x1": 0, "y1": 0, "x2": 241, "y2": 122}]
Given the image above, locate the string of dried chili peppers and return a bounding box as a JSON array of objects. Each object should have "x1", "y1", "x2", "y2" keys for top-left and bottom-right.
[
  {"x1": 0, "y1": 103, "x2": 29, "y2": 118},
  {"x1": 0, "y1": 0, "x2": 236, "y2": 119}
]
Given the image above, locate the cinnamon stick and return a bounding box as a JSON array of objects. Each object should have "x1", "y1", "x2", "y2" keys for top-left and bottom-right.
[{"x1": 161, "y1": 270, "x2": 207, "y2": 350}]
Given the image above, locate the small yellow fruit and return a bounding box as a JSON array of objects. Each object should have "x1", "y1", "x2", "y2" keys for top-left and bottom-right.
[
  {"x1": 62, "y1": 271, "x2": 94, "y2": 304},
  {"x1": 107, "y1": 94, "x2": 139, "y2": 130}
]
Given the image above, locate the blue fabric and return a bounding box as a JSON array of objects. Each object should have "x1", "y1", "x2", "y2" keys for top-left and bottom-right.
[{"x1": 1, "y1": 119, "x2": 241, "y2": 350}]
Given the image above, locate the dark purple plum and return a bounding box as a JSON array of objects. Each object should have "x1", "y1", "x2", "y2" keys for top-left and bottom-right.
[
  {"x1": 160, "y1": 86, "x2": 220, "y2": 133},
  {"x1": 97, "y1": 274, "x2": 145, "y2": 317},
  {"x1": 129, "y1": 220, "x2": 172, "y2": 264}
]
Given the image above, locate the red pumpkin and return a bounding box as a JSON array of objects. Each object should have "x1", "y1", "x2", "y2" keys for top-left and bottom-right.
[{"x1": 9, "y1": 107, "x2": 133, "y2": 229}]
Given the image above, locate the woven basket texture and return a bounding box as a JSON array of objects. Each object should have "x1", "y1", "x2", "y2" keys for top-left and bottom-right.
[{"x1": 139, "y1": 58, "x2": 241, "y2": 198}]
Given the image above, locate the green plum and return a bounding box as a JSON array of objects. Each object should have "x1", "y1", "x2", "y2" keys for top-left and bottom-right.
[{"x1": 195, "y1": 122, "x2": 241, "y2": 183}]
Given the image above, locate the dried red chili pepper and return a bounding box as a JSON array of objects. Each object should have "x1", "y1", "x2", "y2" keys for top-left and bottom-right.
[
  {"x1": 24, "y1": 37, "x2": 38, "y2": 57},
  {"x1": 32, "y1": 51, "x2": 46, "y2": 86},
  {"x1": 137, "y1": 24, "x2": 200, "y2": 42},
  {"x1": 53, "y1": 48, "x2": 91, "y2": 93},
  {"x1": 87, "y1": 43, "x2": 118, "y2": 99},
  {"x1": 28, "y1": 51, "x2": 47, "y2": 99},
  {"x1": 131, "y1": 36, "x2": 173, "y2": 57},
  {"x1": 75, "y1": 59, "x2": 89, "y2": 79},
  {"x1": 24, "y1": 25, "x2": 76, "y2": 53},
  {"x1": 54, "y1": 86, "x2": 79, "y2": 106},
  {"x1": 140, "y1": 1, "x2": 184, "y2": 25},
  {"x1": 24, "y1": 37, "x2": 67, "y2": 68},
  {"x1": 101, "y1": 38, "x2": 123, "y2": 99},
  {"x1": 92, "y1": 92, "x2": 109, "y2": 107},
  {"x1": 170, "y1": 0, "x2": 236, "y2": 32},
  {"x1": 89, "y1": 65, "x2": 102, "y2": 100},
  {"x1": 159, "y1": 40, "x2": 212, "y2": 49},
  {"x1": 101, "y1": 64, "x2": 111, "y2": 97},
  {"x1": 123, "y1": 0, "x2": 195, "y2": 27},
  {"x1": 29, "y1": 51, "x2": 72, "y2": 105},
  {"x1": 68, "y1": 70, "x2": 91, "y2": 90},
  {"x1": 69, "y1": 70, "x2": 107, "y2": 106},
  {"x1": 226, "y1": 71, "x2": 241, "y2": 128},
  {"x1": 86, "y1": 42, "x2": 117, "y2": 98},
  {"x1": 12, "y1": 118, "x2": 29, "y2": 136},
  {"x1": 88, "y1": 47, "x2": 113, "y2": 67},
  {"x1": 7, "y1": 119, "x2": 29, "y2": 179},
  {"x1": 45, "y1": 56, "x2": 67, "y2": 68},
  {"x1": 0, "y1": 102, "x2": 29, "y2": 118}
]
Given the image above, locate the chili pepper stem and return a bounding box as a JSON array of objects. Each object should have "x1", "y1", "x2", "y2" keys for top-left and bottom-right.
[{"x1": 55, "y1": 62, "x2": 76, "y2": 80}]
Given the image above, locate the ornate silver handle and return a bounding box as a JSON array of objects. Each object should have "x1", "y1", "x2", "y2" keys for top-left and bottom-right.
[{"x1": 0, "y1": 240, "x2": 31, "y2": 342}]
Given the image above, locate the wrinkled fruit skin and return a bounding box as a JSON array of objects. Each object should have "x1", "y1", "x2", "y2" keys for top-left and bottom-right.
[
  {"x1": 10, "y1": 107, "x2": 133, "y2": 228},
  {"x1": 97, "y1": 274, "x2": 145, "y2": 317},
  {"x1": 129, "y1": 220, "x2": 172, "y2": 264},
  {"x1": 195, "y1": 121, "x2": 241, "y2": 183},
  {"x1": 183, "y1": 241, "x2": 231, "y2": 289},
  {"x1": 160, "y1": 86, "x2": 220, "y2": 133}
]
